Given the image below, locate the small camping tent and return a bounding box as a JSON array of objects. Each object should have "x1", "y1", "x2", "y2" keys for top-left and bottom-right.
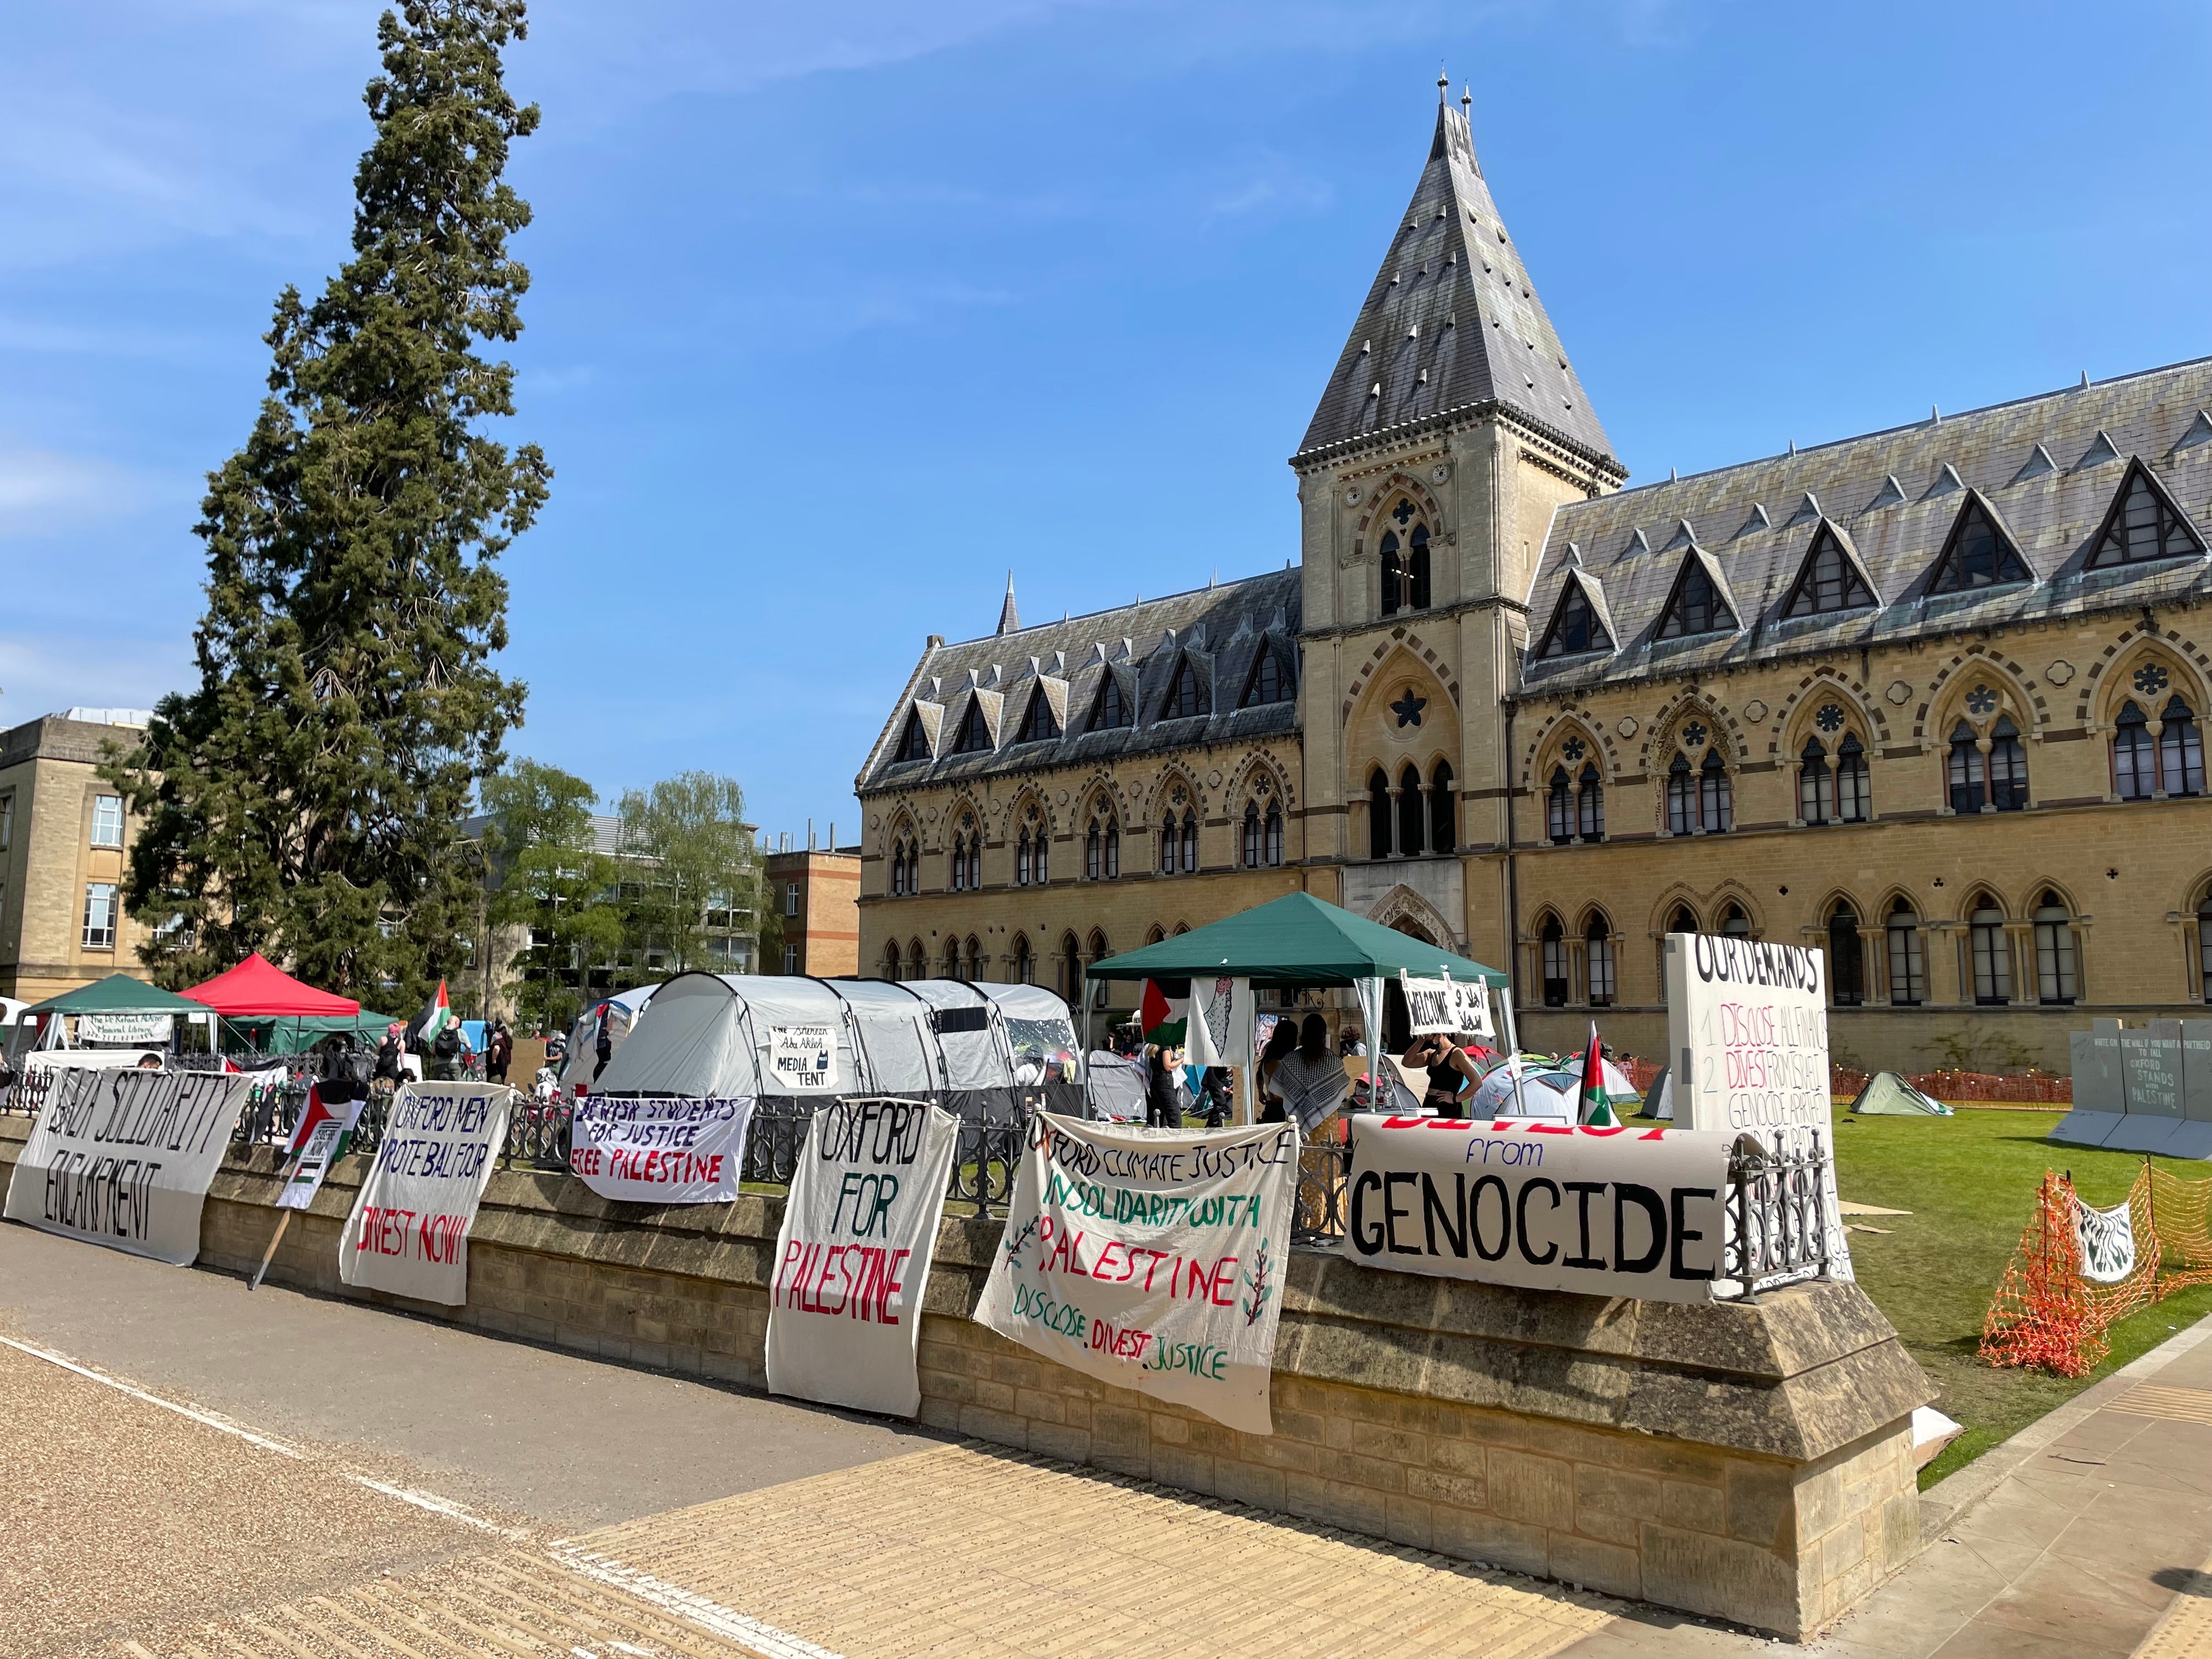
[
  {"x1": 1468, "y1": 1060, "x2": 1578, "y2": 1122},
  {"x1": 1850, "y1": 1072, "x2": 1956, "y2": 1116},
  {"x1": 559, "y1": 983, "x2": 663, "y2": 1089}
]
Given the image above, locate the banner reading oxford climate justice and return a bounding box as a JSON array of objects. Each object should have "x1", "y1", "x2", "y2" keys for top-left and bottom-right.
[
  {"x1": 971, "y1": 1113, "x2": 1299, "y2": 1436},
  {"x1": 1339, "y1": 1114, "x2": 1733, "y2": 1302},
  {"x1": 570, "y1": 1095, "x2": 755, "y2": 1204},
  {"x1": 338, "y1": 1081, "x2": 513, "y2": 1305},
  {"x1": 766, "y1": 1098, "x2": 960, "y2": 1418},
  {"x1": 3, "y1": 1067, "x2": 254, "y2": 1266}
]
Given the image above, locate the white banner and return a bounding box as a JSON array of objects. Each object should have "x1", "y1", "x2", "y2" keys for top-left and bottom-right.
[
  {"x1": 1185, "y1": 977, "x2": 1254, "y2": 1071},
  {"x1": 276, "y1": 1087, "x2": 366, "y2": 1212},
  {"x1": 3, "y1": 1068, "x2": 253, "y2": 1265},
  {"x1": 569, "y1": 1096, "x2": 756, "y2": 1204},
  {"x1": 1339, "y1": 1114, "x2": 1733, "y2": 1302},
  {"x1": 1663, "y1": 932, "x2": 1853, "y2": 1282},
  {"x1": 77, "y1": 1013, "x2": 174, "y2": 1045},
  {"x1": 338, "y1": 1081, "x2": 513, "y2": 1305},
  {"x1": 972, "y1": 1113, "x2": 1300, "y2": 1435},
  {"x1": 767, "y1": 1098, "x2": 960, "y2": 1417},
  {"x1": 769, "y1": 1024, "x2": 838, "y2": 1091},
  {"x1": 2075, "y1": 1195, "x2": 2139, "y2": 1284},
  {"x1": 1400, "y1": 973, "x2": 1493, "y2": 1040}
]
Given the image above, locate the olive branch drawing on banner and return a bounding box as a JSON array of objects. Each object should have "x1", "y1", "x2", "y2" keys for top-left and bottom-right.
[
  {"x1": 1002, "y1": 1214, "x2": 1042, "y2": 1271},
  {"x1": 1242, "y1": 1238, "x2": 1274, "y2": 1326}
]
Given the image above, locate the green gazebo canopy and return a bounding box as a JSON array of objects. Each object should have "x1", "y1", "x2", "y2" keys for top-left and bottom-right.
[
  {"x1": 24, "y1": 974, "x2": 209, "y2": 1017},
  {"x1": 1086, "y1": 893, "x2": 1509, "y2": 990}
]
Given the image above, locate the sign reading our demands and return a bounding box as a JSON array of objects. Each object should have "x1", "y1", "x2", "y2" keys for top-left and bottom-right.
[
  {"x1": 1340, "y1": 1115, "x2": 1733, "y2": 1301},
  {"x1": 338, "y1": 1081, "x2": 513, "y2": 1305},
  {"x1": 3, "y1": 1068, "x2": 254, "y2": 1266},
  {"x1": 972, "y1": 1114, "x2": 1299, "y2": 1435},
  {"x1": 766, "y1": 1097, "x2": 960, "y2": 1418},
  {"x1": 570, "y1": 1095, "x2": 755, "y2": 1204}
]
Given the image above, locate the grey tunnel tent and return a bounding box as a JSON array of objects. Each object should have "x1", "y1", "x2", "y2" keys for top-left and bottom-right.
[{"x1": 1848, "y1": 1072, "x2": 1955, "y2": 1117}]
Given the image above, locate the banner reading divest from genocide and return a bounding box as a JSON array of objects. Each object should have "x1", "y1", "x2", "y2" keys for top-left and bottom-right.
[
  {"x1": 766, "y1": 1098, "x2": 960, "y2": 1417},
  {"x1": 972, "y1": 1113, "x2": 1299, "y2": 1435},
  {"x1": 1339, "y1": 1114, "x2": 1733, "y2": 1302},
  {"x1": 3, "y1": 1067, "x2": 254, "y2": 1266},
  {"x1": 338, "y1": 1081, "x2": 513, "y2": 1305},
  {"x1": 569, "y1": 1095, "x2": 755, "y2": 1204},
  {"x1": 1663, "y1": 932, "x2": 1853, "y2": 1282}
]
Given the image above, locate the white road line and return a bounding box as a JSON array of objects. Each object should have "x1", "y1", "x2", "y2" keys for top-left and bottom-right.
[
  {"x1": 549, "y1": 1543, "x2": 845, "y2": 1659},
  {"x1": 0, "y1": 1330, "x2": 521, "y2": 1538}
]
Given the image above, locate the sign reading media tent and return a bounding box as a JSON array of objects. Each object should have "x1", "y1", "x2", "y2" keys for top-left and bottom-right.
[
  {"x1": 338, "y1": 1081, "x2": 512, "y2": 1305},
  {"x1": 972, "y1": 1114, "x2": 1299, "y2": 1435},
  {"x1": 570, "y1": 1095, "x2": 755, "y2": 1205},
  {"x1": 4, "y1": 1067, "x2": 254, "y2": 1266},
  {"x1": 766, "y1": 1098, "x2": 960, "y2": 1418},
  {"x1": 1340, "y1": 1115, "x2": 1733, "y2": 1301}
]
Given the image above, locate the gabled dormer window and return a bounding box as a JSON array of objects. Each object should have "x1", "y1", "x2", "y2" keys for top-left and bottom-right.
[
  {"x1": 1161, "y1": 657, "x2": 1207, "y2": 720},
  {"x1": 1656, "y1": 556, "x2": 1736, "y2": 639},
  {"x1": 1929, "y1": 496, "x2": 2031, "y2": 593},
  {"x1": 1088, "y1": 673, "x2": 1131, "y2": 732},
  {"x1": 1781, "y1": 524, "x2": 1877, "y2": 618},
  {"x1": 2086, "y1": 460, "x2": 2207, "y2": 568},
  {"x1": 948, "y1": 697, "x2": 991, "y2": 755},
  {"x1": 1537, "y1": 576, "x2": 1611, "y2": 657},
  {"x1": 895, "y1": 708, "x2": 931, "y2": 762},
  {"x1": 1013, "y1": 686, "x2": 1059, "y2": 744},
  {"x1": 1240, "y1": 644, "x2": 1292, "y2": 708}
]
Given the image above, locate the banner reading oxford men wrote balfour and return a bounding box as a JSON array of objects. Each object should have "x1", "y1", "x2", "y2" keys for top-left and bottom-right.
[{"x1": 338, "y1": 1081, "x2": 513, "y2": 1305}]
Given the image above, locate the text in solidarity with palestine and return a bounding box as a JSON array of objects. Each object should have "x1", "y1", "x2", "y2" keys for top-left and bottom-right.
[
  {"x1": 4, "y1": 1068, "x2": 254, "y2": 1266},
  {"x1": 338, "y1": 1081, "x2": 514, "y2": 1305},
  {"x1": 766, "y1": 1098, "x2": 960, "y2": 1417},
  {"x1": 971, "y1": 1113, "x2": 1299, "y2": 1435},
  {"x1": 569, "y1": 1095, "x2": 755, "y2": 1204}
]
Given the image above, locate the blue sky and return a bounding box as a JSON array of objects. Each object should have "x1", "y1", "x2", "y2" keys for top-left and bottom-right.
[{"x1": 5, "y1": 0, "x2": 2209, "y2": 844}]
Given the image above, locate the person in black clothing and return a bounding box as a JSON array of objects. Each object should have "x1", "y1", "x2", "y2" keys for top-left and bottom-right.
[
  {"x1": 593, "y1": 1013, "x2": 614, "y2": 1081},
  {"x1": 430, "y1": 1022, "x2": 464, "y2": 1081},
  {"x1": 373, "y1": 1025, "x2": 404, "y2": 1093},
  {"x1": 486, "y1": 1020, "x2": 512, "y2": 1085},
  {"x1": 1401, "y1": 1032, "x2": 1479, "y2": 1114},
  {"x1": 1144, "y1": 1045, "x2": 1182, "y2": 1129},
  {"x1": 1198, "y1": 1064, "x2": 1231, "y2": 1128}
]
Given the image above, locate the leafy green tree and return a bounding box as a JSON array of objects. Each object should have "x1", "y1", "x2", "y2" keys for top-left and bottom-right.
[
  {"x1": 106, "y1": 1, "x2": 547, "y2": 998},
  {"x1": 481, "y1": 760, "x2": 623, "y2": 1034},
  {"x1": 616, "y1": 772, "x2": 765, "y2": 974}
]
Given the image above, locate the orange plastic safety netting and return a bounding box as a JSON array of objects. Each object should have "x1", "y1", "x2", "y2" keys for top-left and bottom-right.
[{"x1": 1982, "y1": 1164, "x2": 2212, "y2": 1376}]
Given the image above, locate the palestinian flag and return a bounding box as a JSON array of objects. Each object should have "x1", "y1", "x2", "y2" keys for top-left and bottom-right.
[
  {"x1": 408, "y1": 979, "x2": 454, "y2": 1049},
  {"x1": 1577, "y1": 1023, "x2": 1620, "y2": 1127},
  {"x1": 1137, "y1": 979, "x2": 1190, "y2": 1049},
  {"x1": 284, "y1": 1077, "x2": 365, "y2": 1159}
]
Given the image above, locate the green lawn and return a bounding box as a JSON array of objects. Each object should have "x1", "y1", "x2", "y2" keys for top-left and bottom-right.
[{"x1": 1814, "y1": 1102, "x2": 2212, "y2": 1486}]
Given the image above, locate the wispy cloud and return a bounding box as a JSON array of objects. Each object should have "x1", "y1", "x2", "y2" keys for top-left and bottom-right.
[{"x1": 0, "y1": 447, "x2": 159, "y2": 533}]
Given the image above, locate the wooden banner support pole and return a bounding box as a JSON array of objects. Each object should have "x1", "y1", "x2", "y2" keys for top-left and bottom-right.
[{"x1": 248, "y1": 1210, "x2": 292, "y2": 1292}]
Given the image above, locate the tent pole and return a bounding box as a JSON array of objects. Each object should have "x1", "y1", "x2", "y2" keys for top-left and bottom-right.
[
  {"x1": 1499, "y1": 975, "x2": 1531, "y2": 1118},
  {"x1": 1367, "y1": 978, "x2": 1379, "y2": 1108}
]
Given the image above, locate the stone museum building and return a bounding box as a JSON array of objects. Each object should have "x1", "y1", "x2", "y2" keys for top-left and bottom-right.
[{"x1": 855, "y1": 88, "x2": 2212, "y2": 1072}]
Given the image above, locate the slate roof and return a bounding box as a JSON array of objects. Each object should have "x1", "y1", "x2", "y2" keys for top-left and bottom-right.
[
  {"x1": 1519, "y1": 357, "x2": 2212, "y2": 694},
  {"x1": 857, "y1": 571, "x2": 1304, "y2": 794},
  {"x1": 1294, "y1": 97, "x2": 1617, "y2": 471}
]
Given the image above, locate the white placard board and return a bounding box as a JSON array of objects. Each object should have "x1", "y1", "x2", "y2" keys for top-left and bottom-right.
[
  {"x1": 569, "y1": 1095, "x2": 755, "y2": 1204},
  {"x1": 77, "y1": 1013, "x2": 174, "y2": 1045},
  {"x1": 1400, "y1": 974, "x2": 1494, "y2": 1040},
  {"x1": 766, "y1": 1098, "x2": 960, "y2": 1418},
  {"x1": 768, "y1": 1024, "x2": 838, "y2": 1091},
  {"x1": 3, "y1": 1068, "x2": 253, "y2": 1265},
  {"x1": 337, "y1": 1081, "x2": 513, "y2": 1305}
]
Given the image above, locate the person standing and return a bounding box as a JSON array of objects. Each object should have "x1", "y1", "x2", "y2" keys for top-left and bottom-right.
[
  {"x1": 593, "y1": 1008, "x2": 614, "y2": 1082},
  {"x1": 430, "y1": 1020, "x2": 464, "y2": 1081},
  {"x1": 1255, "y1": 1021, "x2": 1300, "y2": 1124},
  {"x1": 486, "y1": 1020, "x2": 512, "y2": 1085},
  {"x1": 1144, "y1": 1045, "x2": 1182, "y2": 1129},
  {"x1": 1402, "y1": 1032, "x2": 1480, "y2": 1115},
  {"x1": 1269, "y1": 1014, "x2": 1350, "y2": 1137}
]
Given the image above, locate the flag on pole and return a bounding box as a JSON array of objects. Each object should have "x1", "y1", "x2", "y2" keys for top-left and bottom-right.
[
  {"x1": 1137, "y1": 979, "x2": 1191, "y2": 1049},
  {"x1": 1577, "y1": 1023, "x2": 1619, "y2": 1127},
  {"x1": 409, "y1": 979, "x2": 454, "y2": 1048}
]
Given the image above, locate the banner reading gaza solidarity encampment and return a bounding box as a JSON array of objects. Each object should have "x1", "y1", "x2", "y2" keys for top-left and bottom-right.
[
  {"x1": 1340, "y1": 1114, "x2": 1733, "y2": 1302},
  {"x1": 569, "y1": 1095, "x2": 755, "y2": 1204},
  {"x1": 3, "y1": 1067, "x2": 254, "y2": 1266},
  {"x1": 972, "y1": 1114, "x2": 1299, "y2": 1435},
  {"x1": 766, "y1": 1098, "x2": 959, "y2": 1417},
  {"x1": 338, "y1": 1081, "x2": 512, "y2": 1305}
]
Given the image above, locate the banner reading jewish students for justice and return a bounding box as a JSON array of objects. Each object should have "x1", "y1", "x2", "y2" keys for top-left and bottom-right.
[
  {"x1": 766, "y1": 1098, "x2": 960, "y2": 1418},
  {"x1": 972, "y1": 1113, "x2": 1299, "y2": 1435},
  {"x1": 338, "y1": 1081, "x2": 514, "y2": 1305},
  {"x1": 1339, "y1": 1114, "x2": 1732, "y2": 1302},
  {"x1": 4, "y1": 1067, "x2": 255, "y2": 1266},
  {"x1": 570, "y1": 1095, "x2": 755, "y2": 1204}
]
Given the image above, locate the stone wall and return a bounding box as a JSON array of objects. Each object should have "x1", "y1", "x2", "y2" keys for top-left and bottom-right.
[{"x1": 0, "y1": 1121, "x2": 1931, "y2": 1638}]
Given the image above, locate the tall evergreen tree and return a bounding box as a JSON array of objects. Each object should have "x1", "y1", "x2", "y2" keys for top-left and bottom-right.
[{"x1": 110, "y1": 1, "x2": 548, "y2": 1000}]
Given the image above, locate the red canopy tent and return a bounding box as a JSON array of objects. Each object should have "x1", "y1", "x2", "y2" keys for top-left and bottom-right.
[{"x1": 184, "y1": 953, "x2": 360, "y2": 1017}]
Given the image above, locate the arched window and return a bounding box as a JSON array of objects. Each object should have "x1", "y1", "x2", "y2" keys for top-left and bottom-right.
[
  {"x1": 1886, "y1": 899, "x2": 1925, "y2": 1006},
  {"x1": 1032, "y1": 827, "x2": 1048, "y2": 885},
  {"x1": 1085, "y1": 818, "x2": 1101, "y2": 879},
  {"x1": 1145, "y1": 924, "x2": 1165, "y2": 946},
  {"x1": 1263, "y1": 803, "x2": 1283, "y2": 867},
  {"x1": 949, "y1": 826, "x2": 980, "y2": 892},
  {"x1": 1060, "y1": 933, "x2": 1082, "y2": 1003},
  {"x1": 1576, "y1": 761, "x2": 1602, "y2": 842},
  {"x1": 1585, "y1": 914, "x2": 1616, "y2": 1008},
  {"x1": 2163, "y1": 696, "x2": 2205, "y2": 798},
  {"x1": 964, "y1": 936, "x2": 983, "y2": 982},
  {"x1": 1658, "y1": 562, "x2": 1731, "y2": 637},
  {"x1": 2089, "y1": 461, "x2": 2207, "y2": 567},
  {"x1": 1829, "y1": 904, "x2": 1864, "y2": 1006},
  {"x1": 1368, "y1": 768, "x2": 1392, "y2": 860},
  {"x1": 1547, "y1": 765, "x2": 1573, "y2": 844},
  {"x1": 2033, "y1": 891, "x2": 2078, "y2": 1005},
  {"x1": 1666, "y1": 753, "x2": 1694, "y2": 835},
  {"x1": 895, "y1": 708, "x2": 932, "y2": 762},
  {"x1": 1104, "y1": 818, "x2": 1120, "y2": 878},
  {"x1": 949, "y1": 698, "x2": 991, "y2": 755},
  {"x1": 904, "y1": 842, "x2": 919, "y2": 896},
  {"x1": 1540, "y1": 915, "x2": 1567, "y2": 1007},
  {"x1": 1947, "y1": 720, "x2": 1985, "y2": 813},
  {"x1": 1668, "y1": 905, "x2": 1698, "y2": 936},
  {"x1": 1164, "y1": 658, "x2": 1207, "y2": 720},
  {"x1": 1989, "y1": 716, "x2": 2029, "y2": 810},
  {"x1": 1159, "y1": 810, "x2": 1177, "y2": 876},
  {"x1": 1397, "y1": 763, "x2": 1425, "y2": 857},
  {"x1": 943, "y1": 939, "x2": 963, "y2": 979},
  {"x1": 1242, "y1": 802, "x2": 1262, "y2": 868},
  {"x1": 1836, "y1": 735, "x2": 1870, "y2": 821},
  {"x1": 1012, "y1": 935, "x2": 1032, "y2": 985},
  {"x1": 1408, "y1": 524, "x2": 1432, "y2": 610},
  {"x1": 1241, "y1": 645, "x2": 1291, "y2": 708},
  {"x1": 1179, "y1": 810, "x2": 1198, "y2": 873},
  {"x1": 1538, "y1": 578, "x2": 1611, "y2": 657},
  {"x1": 1014, "y1": 686, "x2": 1059, "y2": 744},
  {"x1": 1090, "y1": 674, "x2": 1131, "y2": 731},
  {"x1": 1700, "y1": 750, "x2": 1733, "y2": 832},
  {"x1": 2114, "y1": 701, "x2": 2155, "y2": 799},
  {"x1": 1969, "y1": 900, "x2": 2012, "y2": 1005},
  {"x1": 1015, "y1": 828, "x2": 1033, "y2": 887},
  {"x1": 1380, "y1": 530, "x2": 1405, "y2": 617},
  {"x1": 889, "y1": 838, "x2": 909, "y2": 896},
  {"x1": 882, "y1": 941, "x2": 903, "y2": 980},
  {"x1": 1088, "y1": 932, "x2": 1110, "y2": 989},
  {"x1": 2200, "y1": 891, "x2": 2212, "y2": 1003},
  {"x1": 1798, "y1": 738, "x2": 1831, "y2": 823},
  {"x1": 1720, "y1": 904, "x2": 1751, "y2": 939},
  {"x1": 1431, "y1": 760, "x2": 1455, "y2": 852},
  {"x1": 1782, "y1": 524, "x2": 1877, "y2": 617}
]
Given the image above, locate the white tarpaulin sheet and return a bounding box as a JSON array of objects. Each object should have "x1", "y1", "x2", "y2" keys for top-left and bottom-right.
[
  {"x1": 338, "y1": 1081, "x2": 514, "y2": 1305},
  {"x1": 972, "y1": 1113, "x2": 1300, "y2": 1435},
  {"x1": 569, "y1": 1095, "x2": 756, "y2": 1204},
  {"x1": 3, "y1": 1068, "x2": 252, "y2": 1266},
  {"x1": 767, "y1": 1098, "x2": 960, "y2": 1417},
  {"x1": 2074, "y1": 1195, "x2": 2139, "y2": 1284},
  {"x1": 1340, "y1": 1114, "x2": 1734, "y2": 1302}
]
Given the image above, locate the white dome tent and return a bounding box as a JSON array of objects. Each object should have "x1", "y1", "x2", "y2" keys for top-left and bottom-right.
[{"x1": 558, "y1": 982, "x2": 663, "y2": 1091}]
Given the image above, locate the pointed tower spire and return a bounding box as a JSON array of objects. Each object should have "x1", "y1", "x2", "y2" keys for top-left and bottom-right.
[
  {"x1": 996, "y1": 571, "x2": 1020, "y2": 636},
  {"x1": 1294, "y1": 92, "x2": 1617, "y2": 470}
]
